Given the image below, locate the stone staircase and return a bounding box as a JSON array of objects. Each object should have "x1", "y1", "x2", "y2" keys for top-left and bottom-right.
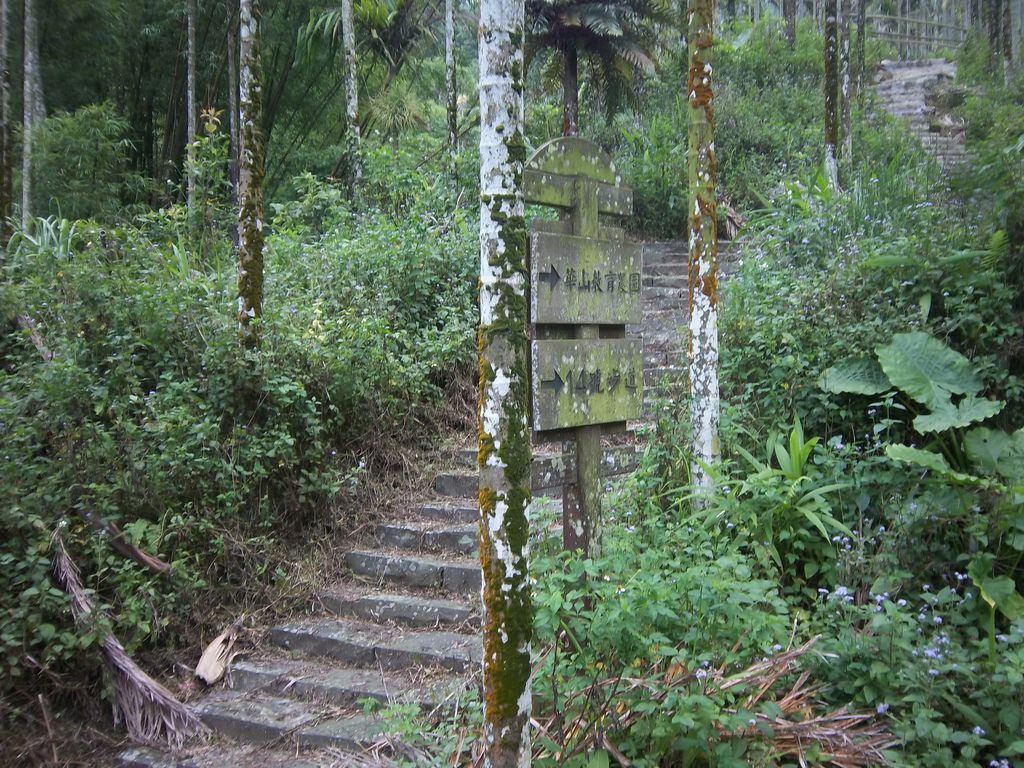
[
  {"x1": 635, "y1": 239, "x2": 738, "y2": 416},
  {"x1": 872, "y1": 58, "x2": 967, "y2": 169},
  {"x1": 118, "y1": 238, "x2": 730, "y2": 766}
]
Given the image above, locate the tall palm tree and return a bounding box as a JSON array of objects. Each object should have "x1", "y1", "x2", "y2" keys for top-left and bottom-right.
[{"x1": 526, "y1": 0, "x2": 667, "y2": 135}]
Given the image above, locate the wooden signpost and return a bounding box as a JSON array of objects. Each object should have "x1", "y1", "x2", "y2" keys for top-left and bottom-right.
[{"x1": 525, "y1": 138, "x2": 640, "y2": 557}]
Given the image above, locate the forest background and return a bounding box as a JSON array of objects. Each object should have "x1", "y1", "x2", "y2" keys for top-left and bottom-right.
[{"x1": 1, "y1": 0, "x2": 1024, "y2": 765}]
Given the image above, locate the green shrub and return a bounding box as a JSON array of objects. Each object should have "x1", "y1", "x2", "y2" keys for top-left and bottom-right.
[
  {"x1": 0, "y1": 165, "x2": 478, "y2": 708},
  {"x1": 27, "y1": 102, "x2": 153, "y2": 221}
]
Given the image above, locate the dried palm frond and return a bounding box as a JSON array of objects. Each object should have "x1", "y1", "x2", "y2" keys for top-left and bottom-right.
[
  {"x1": 194, "y1": 617, "x2": 244, "y2": 686},
  {"x1": 51, "y1": 529, "x2": 203, "y2": 746}
]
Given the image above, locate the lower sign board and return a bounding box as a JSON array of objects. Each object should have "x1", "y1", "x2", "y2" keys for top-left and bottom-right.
[{"x1": 531, "y1": 338, "x2": 644, "y2": 432}]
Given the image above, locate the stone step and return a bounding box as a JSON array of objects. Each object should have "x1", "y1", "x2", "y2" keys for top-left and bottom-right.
[
  {"x1": 345, "y1": 550, "x2": 480, "y2": 594},
  {"x1": 119, "y1": 746, "x2": 326, "y2": 768},
  {"x1": 410, "y1": 500, "x2": 477, "y2": 524},
  {"x1": 229, "y1": 657, "x2": 464, "y2": 708},
  {"x1": 270, "y1": 619, "x2": 482, "y2": 672},
  {"x1": 643, "y1": 274, "x2": 687, "y2": 289},
  {"x1": 323, "y1": 587, "x2": 477, "y2": 628},
  {"x1": 433, "y1": 472, "x2": 476, "y2": 498},
  {"x1": 377, "y1": 520, "x2": 477, "y2": 554},
  {"x1": 196, "y1": 693, "x2": 384, "y2": 750}
]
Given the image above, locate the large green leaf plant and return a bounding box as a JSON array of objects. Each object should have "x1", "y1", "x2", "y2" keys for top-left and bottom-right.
[{"x1": 820, "y1": 331, "x2": 1024, "y2": 641}]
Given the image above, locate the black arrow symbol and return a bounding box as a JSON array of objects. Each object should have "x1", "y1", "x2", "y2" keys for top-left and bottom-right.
[
  {"x1": 575, "y1": 369, "x2": 589, "y2": 394},
  {"x1": 538, "y1": 264, "x2": 561, "y2": 290},
  {"x1": 540, "y1": 370, "x2": 564, "y2": 393}
]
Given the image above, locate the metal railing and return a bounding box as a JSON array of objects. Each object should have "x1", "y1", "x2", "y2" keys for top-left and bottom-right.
[{"x1": 867, "y1": 12, "x2": 967, "y2": 59}]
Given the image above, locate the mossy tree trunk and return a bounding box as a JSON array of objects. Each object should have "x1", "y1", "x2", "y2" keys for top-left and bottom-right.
[
  {"x1": 856, "y1": 0, "x2": 866, "y2": 109},
  {"x1": 21, "y1": 0, "x2": 44, "y2": 228},
  {"x1": 687, "y1": 0, "x2": 720, "y2": 499},
  {"x1": 186, "y1": 0, "x2": 197, "y2": 219},
  {"x1": 446, "y1": 0, "x2": 457, "y2": 176},
  {"x1": 823, "y1": 0, "x2": 839, "y2": 189},
  {"x1": 561, "y1": 40, "x2": 579, "y2": 136},
  {"x1": 987, "y1": 0, "x2": 1001, "y2": 73},
  {"x1": 840, "y1": 0, "x2": 851, "y2": 163},
  {"x1": 342, "y1": 0, "x2": 361, "y2": 189},
  {"x1": 477, "y1": 0, "x2": 532, "y2": 763},
  {"x1": 784, "y1": 0, "x2": 797, "y2": 46},
  {"x1": 237, "y1": 0, "x2": 264, "y2": 348},
  {"x1": 0, "y1": 0, "x2": 11, "y2": 245}
]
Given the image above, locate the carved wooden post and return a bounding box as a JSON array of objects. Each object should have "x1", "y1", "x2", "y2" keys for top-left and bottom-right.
[{"x1": 524, "y1": 139, "x2": 639, "y2": 558}]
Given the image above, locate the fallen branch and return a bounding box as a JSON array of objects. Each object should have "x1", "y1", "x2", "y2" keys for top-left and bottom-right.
[
  {"x1": 74, "y1": 507, "x2": 172, "y2": 578},
  {"x1": 16, "y1": 314, "x2": 53, "y2": 361},
  {"x1": 51, "y1": 529, "x2": 202, "y2": 746}
]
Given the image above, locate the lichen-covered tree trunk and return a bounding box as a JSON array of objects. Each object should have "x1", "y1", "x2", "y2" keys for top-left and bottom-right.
[
  {"x1": 0, "y1": 0, "x2": 12, "y2": 245},
  {"x1": 823, "y1": 0, "x2": 839, "y2": 189},
  {"x1": 445, "y1": 0, "x2": 457, "y2": 175},
  {"x1": 784, "y1": 0, "x2": 797, "y2": 46},
  {"x1": 186, "y1": 0, "x2": 197, "y2": 216},
  {"x1": 687, "y1": 0, "x2": 720, "y2": 498},
  {"x1": 21, "y1": 0, "x2": 44, "y2": 228},
  {"x1": 561, "y1": 41, "x2": 579, "y2": 136},
  {"x1": 840, "y1": 0, "x2": 851, "y2": 163},
  {"x1": 237, "y1": 0, "x2": 264, "y2": 347},
  {"x1": 342, "y1": 0, "x2": 361, "y2": 189},
  {"x1": 477, "y1": 0, "x2": 532, "y2": 762}
]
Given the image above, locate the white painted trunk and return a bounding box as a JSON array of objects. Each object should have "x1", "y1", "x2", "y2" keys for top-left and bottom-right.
[
  {"x1": 21, "y1": 0, "x2": 43, "y2": 227},
  {"x1": 687, "y1": 0, "x2": 720, "y2": 499},
  {"x1": 237, "y1": 0, "x2": 264, "y2": 343},
  {"x1": 688, "y1": 273, "x2": 720, "y2": 492},
  {"x1": 342, "y1": 0, "x2": 360, "y2": 186},
  {"x1": 478, "y1": 0, "x2": 532, "y2": 762}
]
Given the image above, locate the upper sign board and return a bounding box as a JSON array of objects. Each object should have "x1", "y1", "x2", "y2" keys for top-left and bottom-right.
[{"x1": 530, "y1": 230, "x2": 643, "y2": 326}]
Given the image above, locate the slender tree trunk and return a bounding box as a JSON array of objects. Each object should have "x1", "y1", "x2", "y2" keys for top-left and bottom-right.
[
  {"x1": 840, "y1": 0, "x2": 851, "y2": 162},
  {"x1": 856, "y1": 0, "x2": 866, "y2": 109},
  {"x1": 0, "y1": 0, "x2": 11, "y2": 244},
  {"x1": 21, "y1": 0, "x2": 43, "y2": 227},
  {"x1": 477, "y1": 0, "x2": 532, "y2": 761},
  {"x1": 237, "y1": 0, "x2": 264, "y2": 347},
  {"x1": 687, "y1": 0, "x2": 720, "y2": 498},
  {"x1": 784, "y1": 0, "x2": 797, "y2": 45},
  {"x1": 445, "y1": 0, "x2": 457, "y2": 175},
  {"x1": 988, "y1": 0, "x2": 1000, "y2": 73},
  {"x1": 186, "y1": 0, "x2": 197, "y2": 213},
  {"x1": 561, "y1": 41, "x2": 578, "y2": 136},
  {"x1": 342, "y1": 0, "x2": 361, "y2": 188},
  {"x1": 1003, "y1": 0, "x2": 1013, "y2": 83},
  {"x1": 226, "y1": 0, "x2": 239, "y2": 215},
  {"x1": 823, "y1": 0, "x2": 839, "y2": 188},
  {"x1": 753, "y1": 0, "x2": 761, "y2": 24}
]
